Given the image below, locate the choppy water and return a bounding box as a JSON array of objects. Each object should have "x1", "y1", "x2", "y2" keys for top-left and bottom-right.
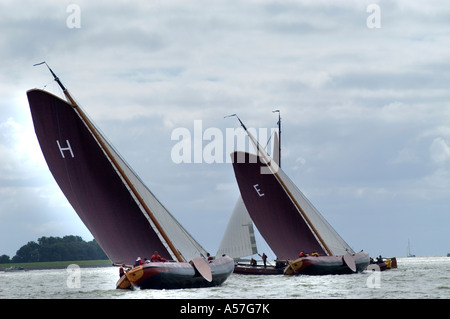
[{"x1": 1, "y1": 257, "x2": 449, "y2": 299}]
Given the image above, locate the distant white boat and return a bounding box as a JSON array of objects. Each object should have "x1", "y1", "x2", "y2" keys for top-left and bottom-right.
[{"x1": 407, "y1": 239, "x2": 416, "y2": 257}]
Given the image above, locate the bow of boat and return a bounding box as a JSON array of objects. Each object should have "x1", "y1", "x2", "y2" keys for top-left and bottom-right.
[{"x1": 117, "y1": 255, "x2": 234, "y2": 290}]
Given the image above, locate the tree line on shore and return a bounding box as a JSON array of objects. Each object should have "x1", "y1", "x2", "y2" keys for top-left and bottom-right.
[{"x1": 0, "y1": 235, "x2": 108, "y2": 263}]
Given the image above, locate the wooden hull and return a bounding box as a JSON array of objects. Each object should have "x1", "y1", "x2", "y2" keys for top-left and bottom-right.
[
  {"x1": 116, "y1": 274, "x2": 132, "y2": 289},
  {"x1": 234, "y1": 265, "x2": 284, "y2": 275},
  {"x1": 284, "y1": 251, "x2": 370, "y2": 276},
  {"x1": 117, "y1": 256, "x2": 234, "y2": 290},
  {"x1": 233, "y1": 260, "x2": 287, "y2": 275},
  {"x1": 368, "y1": 257, "x2": 397, "y2": 271}
]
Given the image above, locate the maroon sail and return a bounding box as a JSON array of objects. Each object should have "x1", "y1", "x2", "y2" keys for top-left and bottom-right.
[
  {"x1": 28, "y1": 89, "x2": 172, "y2": 264},
  {"x1": 27, "y1": 65, "x2": 234, "y2": 289},
  {"x1": 227, "y1": 115, "x2": 369, "y2": 275},
  {"x1": 231, "y1": 151, "x2": 326, "y2": 259}
]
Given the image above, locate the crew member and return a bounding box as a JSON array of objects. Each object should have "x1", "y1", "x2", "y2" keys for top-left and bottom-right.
[
  {"x1": 151, "y1": 251, "x2": 167, "y2": 262},
  {"x1": 262, "y1": 253, "x2": 267, "y2": 268}
]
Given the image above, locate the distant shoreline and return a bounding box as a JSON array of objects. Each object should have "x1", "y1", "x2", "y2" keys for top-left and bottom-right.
[{"x1": 0, "y1": 259, "x2": 112, "y2": 271}]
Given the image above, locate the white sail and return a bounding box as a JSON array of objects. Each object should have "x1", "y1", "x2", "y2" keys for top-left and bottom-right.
[
  {"x1": 216, "y1": 197, "x2": 257, "y2": 258},
  {"x1": 275, "y1": 167, "x2": 354, "y2": 256}
]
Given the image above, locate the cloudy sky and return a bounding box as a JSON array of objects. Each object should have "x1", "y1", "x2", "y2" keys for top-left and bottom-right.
[{"x1": 1, "y1": 0, "x2": 449, "y2": 259}]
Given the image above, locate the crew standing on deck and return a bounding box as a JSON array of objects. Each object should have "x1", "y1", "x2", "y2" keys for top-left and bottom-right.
[{"x1": 135, "y1": 257, "x2": 143, "y2": 266}]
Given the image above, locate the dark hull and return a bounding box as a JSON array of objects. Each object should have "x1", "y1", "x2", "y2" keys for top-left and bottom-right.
[
  {"x1": 124, "y1": 256, "x2": 234, "y2": 289},
  {"x1": 285, "y1": 251, "x2": 370, "y2": 275},
  {"x1": 234, "y1": 265, "x2": 284, "y2": 275}
]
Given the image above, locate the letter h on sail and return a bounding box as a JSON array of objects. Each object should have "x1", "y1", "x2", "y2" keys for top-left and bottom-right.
[{"x1": 57, "y1": 139, "x2": 74, "y2": 158}]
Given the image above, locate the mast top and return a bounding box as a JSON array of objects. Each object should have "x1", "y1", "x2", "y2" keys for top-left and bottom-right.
[
  {"x1": 33, "y1": 62, "x2": 67, "y2": 92},
  {"x1": 272, "y1": 109, "x2": 281, "y2": 128},
  {"x1": 33, "y1": 61, "x2": 78, "y2": 107},
  {"x1": 224, "y1": 113, "x2": 247, "y2": 131}
]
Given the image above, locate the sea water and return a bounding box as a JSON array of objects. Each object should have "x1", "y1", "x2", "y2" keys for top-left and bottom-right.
[{"x1": 1, "y1": 257, "x2": 449, "y2": 299}]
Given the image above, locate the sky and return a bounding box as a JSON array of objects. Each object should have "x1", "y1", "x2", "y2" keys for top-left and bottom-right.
[{"x1": 1, "y1": 0, "x2": 450, "y2": 259}]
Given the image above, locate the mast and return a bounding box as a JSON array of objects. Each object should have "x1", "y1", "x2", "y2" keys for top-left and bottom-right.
[
  {"x1": 36, "y1": 63, "x2": 183, "y2": 262},
  {"x1": 227, "y1": 114, "x2": 332, "y2": 256},
  {"x1": 273, "y1": 110, "x2": 281, "y2": 167}
]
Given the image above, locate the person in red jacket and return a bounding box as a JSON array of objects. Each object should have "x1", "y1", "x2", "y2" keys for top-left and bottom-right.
[
  {"x1": 150, "y1": 251, "x2": 167, "y2": 262},
  {"x1": 135, "y1": 257, "x2": 143, "y2": 266}
]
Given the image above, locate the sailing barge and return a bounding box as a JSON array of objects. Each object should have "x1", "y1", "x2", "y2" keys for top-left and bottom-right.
[
  {"x1": 217, "y1": 114, "x2": 287, "y2": 275},
  {"x1": 27, "y1": 64, "x2": 233, "y2": 289},
  {"x1": 227, "y1": 115, "x2": 369, "y2": 276}
]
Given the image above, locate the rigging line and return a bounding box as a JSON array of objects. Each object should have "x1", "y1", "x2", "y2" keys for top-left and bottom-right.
[
  {"x1": 264, "y1": 132, "x2": 273, "y2": 151},
  {"x1": 41, "y1": 80, "x2": 54, "y2": 90}
]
